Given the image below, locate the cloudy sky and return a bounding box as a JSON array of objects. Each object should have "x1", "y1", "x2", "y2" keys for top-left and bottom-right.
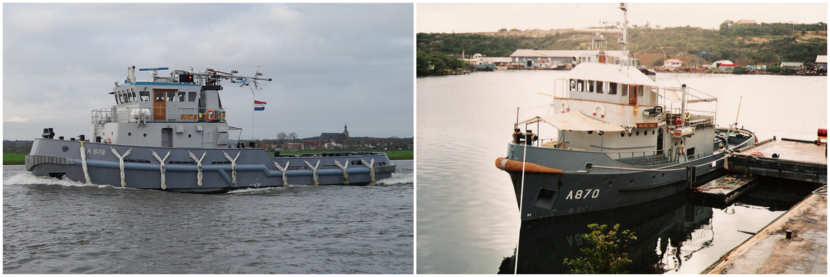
[
  {"x1": 418, "y1": 3, "x2": 827, "y2": 33},
  {"x1": 3, "y1": 3, "x2": 413, "y2": 140}
]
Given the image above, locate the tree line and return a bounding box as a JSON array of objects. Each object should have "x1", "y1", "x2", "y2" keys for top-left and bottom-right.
[{"x1": 418, "y1": 22, "x2": 827, "y2": 69}]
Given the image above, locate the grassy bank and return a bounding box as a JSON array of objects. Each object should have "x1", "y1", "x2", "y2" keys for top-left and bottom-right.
[
  {"x1": 273, "y1": 149, "x2": 413, "y2": 160},
  {"x1": 3, "y1": 153, "x2": 26, "y2": 165}
]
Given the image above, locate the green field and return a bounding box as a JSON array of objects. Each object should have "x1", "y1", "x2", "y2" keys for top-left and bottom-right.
[
  {"x1": 3, "y1": 153, "x2": 26, "y2": 165},
  {"x1": 274, "y1": 149, "x2": 413, "y2": 160}
]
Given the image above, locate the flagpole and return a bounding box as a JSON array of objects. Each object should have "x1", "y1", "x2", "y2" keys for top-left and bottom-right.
[{"x1": 252, "y1": 90, "x2": 255, "y2": 143}]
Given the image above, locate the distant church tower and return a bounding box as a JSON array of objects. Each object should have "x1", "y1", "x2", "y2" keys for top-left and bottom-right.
[{"x1": 343, "y1": 123, "x2": 349, "y2": 138}]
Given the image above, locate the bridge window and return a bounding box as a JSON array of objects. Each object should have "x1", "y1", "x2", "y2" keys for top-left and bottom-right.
[
  {"x1": 621, "y1": 84, "x2": 628, "y2": 96},
  {"x1": 577, "y1": 80, "x2": 584, "y2": 92},
  {"x1": 177, "y1": 91, "x2": 185, "y2": 102},
  {"x1": 587, "y1": 80, "x2": 594, "y2": 93},
  {"x1": 140, "y1": 91, "x2": 150, "y2": 101},
  {"x1": 167, "y1": 91, "x2": 175, "y2": 102},
  {"x1": 188, "y1": 91, "x2": 197, "y2": 102},
  {"x1": 609, "y1": 82, "x2": 617, "y2": 95},
  {"x1": 118, "y1": 91, "x2": 124, "y2": 104},
  {"x1": 637, "y1": 85, "x2": 644, "y2": 97},
  {"x1": 597, "y1": 81, "x2": 605, "y2": 94},
  {"x1": 130, "y1": 89, "x2": 137, "y2": 102}
]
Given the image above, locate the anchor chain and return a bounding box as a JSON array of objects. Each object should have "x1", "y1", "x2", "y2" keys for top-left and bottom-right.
[
  {"x1": 273, "y1": 161, "x2": 289, "y2": 186},
  {"x1": 334, "y1": 159, "x2": 349, "y2": 184},
  {"x1": 361, "y1": 158, "x2": 375, "y2": 182},
  {"x1": 304, "y1": 160, "x2": 320, "y2": 186},
  {"x1": 223, "y1": 151, "x2": 240, "y2": 185},
  {"x1": 79, "y1": 141, "x2": 91, "y2": 184},
  {"x1": 151, "y1": 150, "x2": 171, "y2": 190},
  {"x1": 110, "y1": 147, "x2": 132, "y2": 187},
  {"x1": 188, "y1": 151, "x2": 206, "y2": 186}
]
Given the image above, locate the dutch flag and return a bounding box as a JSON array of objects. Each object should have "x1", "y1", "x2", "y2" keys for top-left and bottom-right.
[{"x1": 254, "y1": 100, "x2": 267, "y2": 111}]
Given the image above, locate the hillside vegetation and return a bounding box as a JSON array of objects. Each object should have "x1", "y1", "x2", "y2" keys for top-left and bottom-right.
[{"x1": 418, "y1": 22, "x2": 827, "y2": 68}]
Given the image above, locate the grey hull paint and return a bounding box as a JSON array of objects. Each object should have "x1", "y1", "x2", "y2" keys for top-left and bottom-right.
[
  {"x1": 27, "y1": 138, "x2": 394, "y2": 193},
  {"x1": 475, "y1": 64, "x2": 495, "y2": 71},
  {"x1": 505, "y1": 135, "x2": 754, "y2": 221}
]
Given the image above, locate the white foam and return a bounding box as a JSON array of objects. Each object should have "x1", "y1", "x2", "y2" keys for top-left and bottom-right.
[
  {"x1": 227, "y1": 186, "x2": 290, "y2": 194},
  {"x1": 3, "y1": 172, "x2": 99, "y2": 188},
  {"x1": 373, "y1": 172, "x2": 414, "y2": 185}
]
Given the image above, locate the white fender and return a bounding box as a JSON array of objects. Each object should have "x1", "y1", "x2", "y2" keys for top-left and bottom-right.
[
  {"x1": 592, "y1": 105, "x2": 606, "y2": 118},
  {"x1": 188, "y1": 151, "x2": 206, "y2": 187},
  {"x1": 111, "y1": 147, "x2": 133, "y2": 187},
  {"x1": 151, "y1": 150, "x2": 171, "y2": 190},
  {"x1": 223, "y1": 151, "x2": 240, "y2": 185},
  {"x1": 304, "y1": 160, "x2": 320, "y2": 186},
  {"x1": 560, "y1": 102, "x2": 570, "y2": 113}
]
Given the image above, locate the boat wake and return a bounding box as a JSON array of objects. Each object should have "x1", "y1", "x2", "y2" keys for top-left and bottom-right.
[
  {"x1": 373, "y1": 176, "x2": 412, "y2": 186},
  {"x1": 3, "y1": 172, "x2": 110, "y2": 189}
]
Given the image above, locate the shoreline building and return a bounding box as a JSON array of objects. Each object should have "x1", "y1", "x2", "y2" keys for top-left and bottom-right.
[
  {"x1": 663, "y1": 59, "x2": 683, "y2": 68},
  {"x1": 509, "y1": 49, "x2": 629, "y2": 67}
]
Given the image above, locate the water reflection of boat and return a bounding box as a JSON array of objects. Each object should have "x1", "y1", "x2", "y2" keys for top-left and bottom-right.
[{"x1": 499, "y1": 193, "x2": 714, "y2": 274}]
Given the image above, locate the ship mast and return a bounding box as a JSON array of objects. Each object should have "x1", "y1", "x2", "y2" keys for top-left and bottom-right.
[{"x1": 619, "y1": 3, "x2": 628, "y2": 57}]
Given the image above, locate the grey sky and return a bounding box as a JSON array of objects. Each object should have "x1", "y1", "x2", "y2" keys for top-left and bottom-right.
[
  {"x1": 418, "y1": 3, "x2": 827, "y2": 33},
  {"x1": 3, "y1": 3, "x2": 414, "y2": 140}
]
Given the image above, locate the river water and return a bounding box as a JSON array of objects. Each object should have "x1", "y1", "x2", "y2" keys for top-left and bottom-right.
[
  {"x1": 3, "y1": 160, "x2": 413, "y2": 274},
  {"x1": 416, "y1": 71, "x2": 825, "y2": 274}
]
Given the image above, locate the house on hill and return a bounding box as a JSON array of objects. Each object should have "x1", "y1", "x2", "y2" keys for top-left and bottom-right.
[
  {"x1": 735, "y1": 19, "x2": 757, "y2": 25},
  {"x1": 816, "y1": 55, "x2": 827, "y2": 69},
  {"x1": 663, "y1": 59, "x2": 683, "y2": 68}
]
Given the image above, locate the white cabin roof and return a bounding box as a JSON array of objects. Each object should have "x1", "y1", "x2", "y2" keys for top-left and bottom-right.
[{"x1": 566, "y1": 62, "x2": 656, "y2": 86}]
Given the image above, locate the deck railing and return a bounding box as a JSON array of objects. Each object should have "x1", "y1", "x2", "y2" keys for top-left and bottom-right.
[
  {"x1": 610, "y1": 150, "x2": 713, "y2": 166},
  {"x1": 91, "y1": 106, "x2": 227, "y2": 124}
]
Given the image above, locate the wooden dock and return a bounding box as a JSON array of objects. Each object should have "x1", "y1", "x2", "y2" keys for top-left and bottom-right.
[
  {"x1": 692, "y1": 174, "x2": 760, "y2": 207},
  {"x1": 727, "y1": 138, "x2": 827, "y2": 184}
]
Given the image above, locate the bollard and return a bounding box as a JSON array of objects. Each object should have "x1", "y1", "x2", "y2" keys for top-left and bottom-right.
[{"x1": 786, "y1": 230, "x2": 792, "y2": 239}]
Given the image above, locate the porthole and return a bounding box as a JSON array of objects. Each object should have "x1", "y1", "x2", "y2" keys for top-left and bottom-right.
[
  {"x1": 587, "y1": 130, "x2": 593, "y2": 134},
  {"x1": 188, "y1": 134, "x2": 192, "y2": 138},
  {"x1": 62, "y1": 146, "x2": 69, "y2": 152},
  {"x1": 620, "y1": 132, "x2": 625, "y2": 137},
  {"x1": 652, "y1": 130, "x2": 655, "y2": 135},
  {"x1": 628, "y1": 132, "x2": 632, "y2": 137},
  {"x1": 111, "y1": 132, "x2": 113, "y2": 135},
  {"x1": 143, "y1": 133, "x2": 147, "y2": 137},
  {"x1": 128, "y1": 132, "x2": 131, "y2": 136},
  {"x1": 636, "y1": 130, "x2": 640, "y2": 136}
]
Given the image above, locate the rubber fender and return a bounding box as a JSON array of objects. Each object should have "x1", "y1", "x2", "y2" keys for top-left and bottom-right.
[{"x1": 495, "y1": 157, "x2": 563, "y2": 174}]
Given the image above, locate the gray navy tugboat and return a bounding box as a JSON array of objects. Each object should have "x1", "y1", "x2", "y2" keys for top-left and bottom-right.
[
  {"x1": 26, "y1": 66, "x2": 396, "y2": 193},
  {"x1": 495, "y1": 3, "x2": 756, "y2": 221}
]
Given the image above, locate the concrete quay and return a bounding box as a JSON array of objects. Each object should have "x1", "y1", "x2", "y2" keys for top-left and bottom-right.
[{"x1": 703, "y1": 192, "x2": 827, "y2": 274}]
